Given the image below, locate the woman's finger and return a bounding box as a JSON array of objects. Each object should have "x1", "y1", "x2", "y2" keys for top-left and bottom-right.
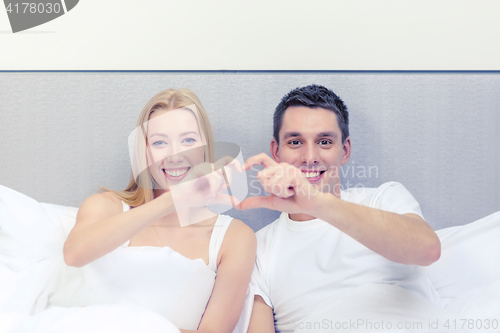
[
  {"x1": 228, "y1": 158, "x2": 243, "y2": 173},
  {"x1": 221, "y1": 166, "x2": 232, "y2": 188},
  {"x1": 214, "y1": 155, "x2": 243, "y2": 174}
]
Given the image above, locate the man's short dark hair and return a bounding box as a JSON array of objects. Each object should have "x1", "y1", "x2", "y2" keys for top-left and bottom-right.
[{"x1": 273, "y1": 84, "x2": 349, "y2": 144}]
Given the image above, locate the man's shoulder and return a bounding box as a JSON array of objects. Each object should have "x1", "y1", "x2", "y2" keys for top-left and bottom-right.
[
  {"x1": 343, "y1": 181, "x2": 423, "y2": 218},
  {"x1": 255, "y1": 213, "x2": 283, "y2": 242},
  {"x1": 342, "y1": 181, "x2": 408, "y2": 204},
  {"x1": 254, "y1": 213, "x2": 288, "y2": 260}
]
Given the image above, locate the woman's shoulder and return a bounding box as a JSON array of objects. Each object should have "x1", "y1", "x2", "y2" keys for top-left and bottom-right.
[
  {"x1": 222, "y1": 217, "x2": 257, "y2": 253},
  {"x1": 226, "y1": 217, "x2": 255, "y2": 236},
  {"x1": 78, "y1": 191, "x2": 124, "y2": 216}
]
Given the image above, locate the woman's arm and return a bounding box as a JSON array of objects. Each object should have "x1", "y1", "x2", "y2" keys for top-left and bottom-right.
[
  {"x1": 63, "y1": 191, "x2": 175, "y2": 267},
  {"x1": 181, "y1": 219, "x2": 256, "y2": 333}
]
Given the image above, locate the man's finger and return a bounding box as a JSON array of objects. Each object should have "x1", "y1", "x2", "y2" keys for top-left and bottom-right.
[
  {"x1": 264, "y1": 180, "x2": 295, "y2": 199},
  {"x1": 236, "y1": 196, "x2": 273, "y2": 211},
  {"x1": 213, "y1": 192, "x2": 241, "y2": 207},
  {"x1": 243, "y1": 153, "x2": 278, "y2": 171}
]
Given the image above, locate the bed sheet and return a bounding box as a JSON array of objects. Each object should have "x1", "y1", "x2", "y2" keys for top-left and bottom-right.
[
  {"x1": 0, "y1": 185, "x2": 254, "y2": 333},
  {"x1": 1, "y1": 185, "x2": 500, "y2": 332}
]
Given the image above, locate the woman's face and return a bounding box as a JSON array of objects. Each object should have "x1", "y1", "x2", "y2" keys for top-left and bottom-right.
[{"x1": 146, "y1": 108, "x2": 206, "y2": 191}]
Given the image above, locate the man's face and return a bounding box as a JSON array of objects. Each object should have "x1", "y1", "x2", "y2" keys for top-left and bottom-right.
[{"x1": 271, "y1": 106, "x2": 351, "y2": 196}]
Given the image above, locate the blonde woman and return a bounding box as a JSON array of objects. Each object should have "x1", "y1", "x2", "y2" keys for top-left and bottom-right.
[{"x1": 54, "y1": 89, "x2": 256, "y2": 333}]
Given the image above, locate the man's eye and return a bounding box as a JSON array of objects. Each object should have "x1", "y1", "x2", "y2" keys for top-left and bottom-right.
[
  {"x1": 288, "y1": 140, "x2": 301, "y2": 145},
  {"x1": 319, "y1": 140, "x2": 332, "y2": 145}
]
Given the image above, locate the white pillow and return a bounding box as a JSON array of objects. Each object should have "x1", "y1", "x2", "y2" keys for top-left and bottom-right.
[
  {"x1": 40, "y1": 202, "x2": 78, "y2": 238},
  {"x1": 427, "y1": 210, "x2": 500, "y2": 300},
  {"x1": 0, "y1": 185, "x2": 78, "y2": 271}
]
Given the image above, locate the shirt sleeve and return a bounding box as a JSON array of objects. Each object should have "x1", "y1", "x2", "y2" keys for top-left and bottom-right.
[
  {"x1": 250, "y1": 225, "x2": 276, "y2": 310},
  {"x1": 369, "y1": 181, "x2": 424, "y2": 219},
  {"x1": 251, "y1": 254, "x2": 273, "y2": 309}
]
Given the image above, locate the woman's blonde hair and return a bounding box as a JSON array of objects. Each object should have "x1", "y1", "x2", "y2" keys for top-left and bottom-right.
[{"x1": 100, "y1": 88, "x2": 215, "y2": 207}]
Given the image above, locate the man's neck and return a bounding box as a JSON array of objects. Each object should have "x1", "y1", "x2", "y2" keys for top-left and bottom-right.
[{"x1": 288, "y1": 213, "x2": 316, "y2": 222}]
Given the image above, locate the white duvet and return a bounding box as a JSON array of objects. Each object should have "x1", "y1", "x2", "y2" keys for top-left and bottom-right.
[
  {"x1": 0, "y1": 186, "x2": 182, "y2": 333},
  {"x1": 1, "y1": 185, "x2": 500, "y2": 333},
  {"x1": 291, "y1": 210, "x2": 500, "y2": 333}
]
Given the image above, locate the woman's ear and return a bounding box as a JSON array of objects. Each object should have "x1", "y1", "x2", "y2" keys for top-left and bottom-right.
[{"x1": 270, "y1": 138, "x2": 280, "y2": 163}]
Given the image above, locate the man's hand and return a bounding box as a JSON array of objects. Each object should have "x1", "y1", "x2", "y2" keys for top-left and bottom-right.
[
  {"x1": 248, "y1": 295, "x2": 275, "y2": 333},
  {"x1": 237, "y1": 154, "x2": 441, "y2": 266},
  {"x1": 237, "y1": 153, "x2": 322, "y2": 215}
]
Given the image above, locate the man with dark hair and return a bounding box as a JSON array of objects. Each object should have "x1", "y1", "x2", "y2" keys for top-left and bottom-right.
[
  {"x1": 239, "y1": 84, "x2": 442, "y2": 333},
  {"x1": 273, "y1": 84, "x2": 350, "y2": 146}
]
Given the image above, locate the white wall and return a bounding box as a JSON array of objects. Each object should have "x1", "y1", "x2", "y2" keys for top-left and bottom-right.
[
  {"x1": 1, "y1": 0, "x2": 499, "y2": 70},
  {"x1": 1, "y1": 73, "x2": 498, "y2": 231}
]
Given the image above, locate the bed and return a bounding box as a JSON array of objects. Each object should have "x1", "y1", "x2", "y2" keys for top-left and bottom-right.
[
  {"x1": 1, "y1": 72, "x2": 499, "y2": 332},
  {"x1": 1, "y1": 184, "x2": 500, "y2": 332}
]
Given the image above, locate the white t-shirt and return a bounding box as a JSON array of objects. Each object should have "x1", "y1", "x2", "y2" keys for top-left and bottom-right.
[{"x1": 253, "y1": 182, "x2": 441, "y2": 333}]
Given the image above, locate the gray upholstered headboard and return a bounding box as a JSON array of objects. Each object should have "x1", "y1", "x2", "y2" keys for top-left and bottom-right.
[{"x1": 1, "y1": 72, "x2": 499, "y2": 231}]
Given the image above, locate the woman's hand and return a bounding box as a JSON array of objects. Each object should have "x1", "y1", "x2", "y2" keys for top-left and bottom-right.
[{"x1": 168, "y1": 156, "x2": 243, "y2": 211}]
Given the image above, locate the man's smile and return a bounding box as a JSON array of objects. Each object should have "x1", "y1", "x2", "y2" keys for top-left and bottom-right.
[{"x1": 301, "y1": 169, "x2": 326, "y2": 183}]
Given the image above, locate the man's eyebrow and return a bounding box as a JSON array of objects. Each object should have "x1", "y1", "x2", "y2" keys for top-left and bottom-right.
[
  {"x1": 317, "y1": 131, "x2": 338, "y2": 138},
  {"x1": 282, "y1": 131, "x2": 302, "y2": 140}
]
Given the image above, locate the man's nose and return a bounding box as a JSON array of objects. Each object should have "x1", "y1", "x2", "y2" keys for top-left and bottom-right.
[{"x1": 301, "y1": 142, "x2": 319, "y2": 165}]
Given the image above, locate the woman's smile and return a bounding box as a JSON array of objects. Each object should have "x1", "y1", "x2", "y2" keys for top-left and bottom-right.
[{"x1": 162, "y1": 167, "x2": 191, "y2": 181}]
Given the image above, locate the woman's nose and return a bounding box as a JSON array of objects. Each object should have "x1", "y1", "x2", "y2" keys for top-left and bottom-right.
[{"x1": 165, "y1": 145, "x2": 184, "y2": 164}]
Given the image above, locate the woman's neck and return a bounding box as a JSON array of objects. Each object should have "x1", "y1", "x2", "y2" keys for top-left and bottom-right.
[{"x1": 152, "y1": 207, "x2": 217, "y2": 227}]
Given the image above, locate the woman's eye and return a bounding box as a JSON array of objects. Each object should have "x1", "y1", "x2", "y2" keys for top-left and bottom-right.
[
  {"x1": 183, "y1": 138, "x2": 197, "y2": 144},
  {"x1": 152, "y1": 140, "x2": 166, "y2": 147}
]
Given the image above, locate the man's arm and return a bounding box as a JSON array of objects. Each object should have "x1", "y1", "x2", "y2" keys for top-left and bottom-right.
[
  {"x1": 239, "y1": 153, "x2": 440, "y2": 266},
  {"x1": 313, "y1": 193, "x2": 440, "y2": 266},
  {"x1": 248, "y1": 296, "x2": 275, "y2": 333}
]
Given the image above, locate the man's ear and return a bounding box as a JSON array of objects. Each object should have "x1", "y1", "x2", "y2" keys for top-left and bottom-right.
[
  {"x1": 341, "y1": 136, "x2": 351, "y2": 166},
  {"x1": 270, "y1": 138, "x2": 280, "y2": 163}
]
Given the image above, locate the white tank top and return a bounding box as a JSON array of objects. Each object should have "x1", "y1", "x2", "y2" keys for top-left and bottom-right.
[{"x1": 49, "y1": 202, "x2": 233, "y2": 330}]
